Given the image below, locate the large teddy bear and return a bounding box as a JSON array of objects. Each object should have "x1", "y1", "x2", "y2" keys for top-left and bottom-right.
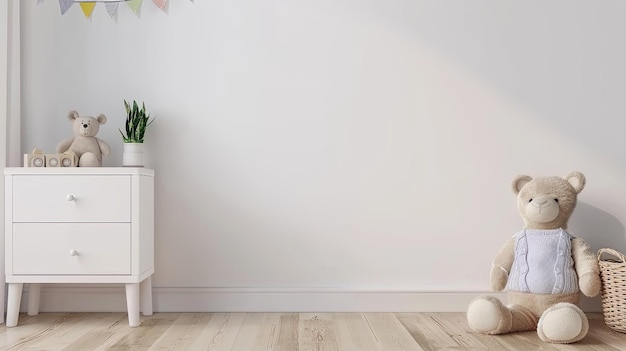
[
  {"x1": 56, "y1": 110, "x2": 111, "y2": 167},
  {"x1": 466, "y1": 171, "x2": 600, "y2": 344}
]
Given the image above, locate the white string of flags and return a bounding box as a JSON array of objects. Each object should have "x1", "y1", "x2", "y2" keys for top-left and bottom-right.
[{"x1": 38, "y1": 0, "x2": 193, "y2": 19}]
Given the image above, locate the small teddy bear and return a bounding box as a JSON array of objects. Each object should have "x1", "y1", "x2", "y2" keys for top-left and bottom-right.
[
  {"x1": 56, "y1": 110, "x2": 111, "y2": 167},
  {"x1": 466, "y1": 171, "x2": 600, "y2": 344}
]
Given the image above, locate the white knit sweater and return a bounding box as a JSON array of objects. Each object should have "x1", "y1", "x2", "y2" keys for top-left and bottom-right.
[{"x1": 505, "y1": 228, "x2": 579, "y2": 294}]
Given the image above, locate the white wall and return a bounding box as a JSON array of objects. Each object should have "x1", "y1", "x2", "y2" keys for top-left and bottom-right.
[{"x1": 18, "y1": 1, "x2": 626, "y2": 310}]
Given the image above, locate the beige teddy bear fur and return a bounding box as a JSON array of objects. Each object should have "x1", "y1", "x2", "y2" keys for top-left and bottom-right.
[
  {"x1": 56, "y1": 110, "x2": 111, "y2": 167},
  {"x1": 466, "y1": 171, "x2": 600, "y2": 344}
]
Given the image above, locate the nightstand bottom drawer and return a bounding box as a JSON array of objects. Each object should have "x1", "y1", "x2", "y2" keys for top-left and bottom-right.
[{"x1": 12, "y1": 223, "x2": 131, "y2": 275}]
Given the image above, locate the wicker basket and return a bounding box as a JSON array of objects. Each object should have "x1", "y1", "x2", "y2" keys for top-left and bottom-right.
[{"x1": 598, "y1": 248, "x2": 626, "y2": 333}]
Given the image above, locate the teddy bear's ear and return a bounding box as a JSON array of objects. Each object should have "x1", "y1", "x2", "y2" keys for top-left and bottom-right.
[
  {"x1": 96, "y1": 114, "x2": 107, "y2": 125},
  {"x1": 565, "y1": 171, "x2": 585, "y2": 193},
  {"x1": 512, "y1": 175, "x2": 532, "y2": 195},
  {"x1": 67, "y1": 110, "x2": 79, "y2": 121}
]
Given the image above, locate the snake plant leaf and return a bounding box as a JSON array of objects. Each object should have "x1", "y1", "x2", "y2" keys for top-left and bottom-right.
[{"x1": 120, "y1": 99, "x2": 154, "y2": 143}]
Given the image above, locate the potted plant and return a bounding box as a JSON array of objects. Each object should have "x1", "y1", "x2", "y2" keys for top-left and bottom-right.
[{"x1": 119, "y1": 99, "x2": 154, "y2": 167}]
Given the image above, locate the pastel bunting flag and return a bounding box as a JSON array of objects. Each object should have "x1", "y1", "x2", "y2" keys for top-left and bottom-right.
[
  {"x1": 79, "y1": 2, "x2": 96, "y2": 19},
  {"x1": 58, "y1": 0, "x2": 73, "y2": 15},
  {"x1": 152, "y1": 0, "x2": 167, "y2": 10},
  {"x1": 126, "y1": 0, "x2": 143, "y2": 14},
  {"x1": 105, "y1": 3, "x2": 119, "y2": 19},
  {"x1": 50, "y1": 0, "x2": 193, "y2": 18}
]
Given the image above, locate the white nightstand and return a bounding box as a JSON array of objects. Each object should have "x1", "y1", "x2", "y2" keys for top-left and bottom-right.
[{"x1": 4, "y1": 167, "x2": 154, "y2": 327}]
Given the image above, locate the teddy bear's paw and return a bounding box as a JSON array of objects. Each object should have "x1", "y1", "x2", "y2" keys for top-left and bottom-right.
[
  {"x1": 579, "y1": 271, "x2": 601, "y2": 297},
  {"x1": 467, "y1": 296, "x2": 511, "y2": 334},
  {"x1": 78, "y1": 152, "x2": 100, "y2": 167},
  {"x1": 537, "y1": 303, "x2": 588, "y2": 344}
]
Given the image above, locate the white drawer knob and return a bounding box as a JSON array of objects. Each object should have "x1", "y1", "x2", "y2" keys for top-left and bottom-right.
[
  {"x1": 69, "y1": 249, "x2": 78, "y2": 256},
  {"x1": 66, "y1": 194, "x2": 76, "y2": 201}
]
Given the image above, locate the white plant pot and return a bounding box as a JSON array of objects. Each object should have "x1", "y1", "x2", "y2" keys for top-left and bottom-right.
[{"x1": 123, "y1": 142, "x2": 144, "y2": 167}]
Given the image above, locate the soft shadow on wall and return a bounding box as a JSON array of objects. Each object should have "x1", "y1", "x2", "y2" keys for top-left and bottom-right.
[
  {"x1": 570, "y1": 202, "x2": 625, "y2": 311},
  {"x1": 570, "y1": 202, "x2": 626, "y2": 256}
]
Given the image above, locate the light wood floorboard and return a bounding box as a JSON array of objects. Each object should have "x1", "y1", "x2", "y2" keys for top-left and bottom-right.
[{"x1": 0, "y1": 312, "x2": 622, "y2": 350}]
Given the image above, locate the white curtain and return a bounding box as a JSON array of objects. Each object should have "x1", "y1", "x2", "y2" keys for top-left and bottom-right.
[
  {"x1": 0, "y1": 0, "x2": 20, "y2": 324},
  {"x1": 0, "y1": 3, "x2": 8, "y2": 171},
  {"x1": 6, "y1": 1, "x2": 19, "y2": 167},
  {"x1": 0, "y1": 0, "x2": 19, "y2": 168}
]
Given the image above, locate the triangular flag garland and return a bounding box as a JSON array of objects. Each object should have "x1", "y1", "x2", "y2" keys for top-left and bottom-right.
[
  {"x1": 58, "y1": 0, "x2": 74, "y2": 15},
  {"x1": 79, "y1": 2, "x2": 96, "y2": 19},
  {"x1": 152, "y1": 0, "x2": 167, "y2": 11},
  {"x1": 104, "y1": 3, "x2": 119, "y2": 19},
  {"x1": 126, "y1": 0, "x2": 143, "y2": 14},
  {"x1": 39, "y1": 0, "x2": 194, "y2": 18}
]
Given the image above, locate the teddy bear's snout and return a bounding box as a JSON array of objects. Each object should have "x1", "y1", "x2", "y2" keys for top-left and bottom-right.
[
  {"x1": 530, "y1": 195, "x2": 556, "y2": 207},
  {"x1": 533, "y1": 199, "x2": 554, "y2": 208},
  {"x1": 526, "y1": 195, "x2": 560, "y2": 223},
  {"x1": 79, "y1": 125, "x2": 91, "y2": 136}
]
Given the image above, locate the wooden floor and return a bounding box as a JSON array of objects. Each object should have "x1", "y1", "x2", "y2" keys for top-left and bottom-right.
[{"x1": 0, "y1": 312, "x2": 623, "y2": 350}]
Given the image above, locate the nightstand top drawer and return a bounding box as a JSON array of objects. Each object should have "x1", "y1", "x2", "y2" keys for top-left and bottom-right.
[{"x1": 11, "y1": 175, "x2": 131, "y2": 222}]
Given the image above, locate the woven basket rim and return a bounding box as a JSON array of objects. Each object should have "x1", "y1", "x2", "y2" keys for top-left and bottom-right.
[
  {"x1": 598, "y1": 247, "x2": 626, "y2": 263},
  {"x1": 598, "y1": 248, "x2": 626, "y2": 333}
]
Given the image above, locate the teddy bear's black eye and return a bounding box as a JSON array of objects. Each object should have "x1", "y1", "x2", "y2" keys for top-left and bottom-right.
[
  {"x1": 554, "y1": 198, "x2": 559, "y2": 203},
  {"x1": 528, "y1": 198, "x2": 533, "y2": 203}
]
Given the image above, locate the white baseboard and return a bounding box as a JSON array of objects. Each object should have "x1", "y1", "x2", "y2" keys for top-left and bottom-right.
[{"x1": 20, "y1": 287, "x2": 603, "y2": 313}]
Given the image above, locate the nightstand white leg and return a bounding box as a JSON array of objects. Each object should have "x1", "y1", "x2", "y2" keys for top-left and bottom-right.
[
  {"x1": 140, "y1": 276, "x2": 153, "y2": 316},
  {"x1": 6, "y1": 283, "x2": 23, "y2": 327},
  {"x1": 27, "y1": 284, "x2": 41, "y2": 316},
  {"x1": 125, "y1": 283, "x2": 140, "y2": 327}
]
